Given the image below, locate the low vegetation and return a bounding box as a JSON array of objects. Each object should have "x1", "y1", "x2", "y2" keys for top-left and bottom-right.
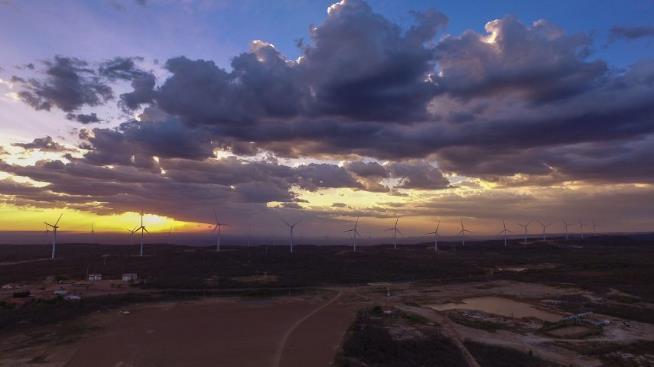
[
  {"x1": 336, "y1": 307, "x2": 467, "y2": 367},
  {"x1": 464, "y1": 341, "x2": 564, "y2": 367}
]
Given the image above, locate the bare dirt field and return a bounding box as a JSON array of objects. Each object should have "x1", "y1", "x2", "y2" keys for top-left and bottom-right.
[
  {"x1": 2, "y1": 292, "x2": 359, "y2": 367},
  {"x1": 2, "y1": 238, "x2": 654, "y2": 366}
]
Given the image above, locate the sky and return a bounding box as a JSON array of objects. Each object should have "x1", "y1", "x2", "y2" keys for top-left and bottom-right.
[{"x1": 0, "y1": 0, "x2": 653, "y2": 244}]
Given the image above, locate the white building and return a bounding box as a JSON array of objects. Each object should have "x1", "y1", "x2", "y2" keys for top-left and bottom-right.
[{"x1": 122, "y1": 273, "x2": 138, "y2": 283}]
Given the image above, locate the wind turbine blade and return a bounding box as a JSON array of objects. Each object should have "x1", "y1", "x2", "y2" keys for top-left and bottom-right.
[
  {"x1": 55, "y1": 214, "x2": 63, "y2": 226},
  {"x1": 143, "y1": 227, "x2": 149, "y2": 233},
  {"x1": 279, "y1": 216, "x2": 290, "y2": 227},
  {"x1": 396, "y1": 228, "x2": 403, "y2": 235},
  {"x1": 213, "y1": 208, "x2": 218, "y2": 223}
]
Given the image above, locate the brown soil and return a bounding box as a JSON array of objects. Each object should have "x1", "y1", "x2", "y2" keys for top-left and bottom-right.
[{"x1": 62, "y1": 294, "x2": 357, "y2": 367}]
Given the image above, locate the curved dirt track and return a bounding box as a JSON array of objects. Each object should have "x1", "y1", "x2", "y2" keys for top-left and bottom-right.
[{"x1": 62, "y1": 294, "x2": 358, "y2": 367}]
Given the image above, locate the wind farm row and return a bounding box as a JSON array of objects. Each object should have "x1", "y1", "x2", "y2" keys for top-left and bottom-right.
[{"x1": 38, "y1": 211, "x2": 603, "y2": 260}]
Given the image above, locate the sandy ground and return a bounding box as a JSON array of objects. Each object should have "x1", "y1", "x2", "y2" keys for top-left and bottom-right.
[
  {"x1": 62, "y1": 293, "x2": 355, "y2": 367},
  {"x1": 358, "y1": 280, "x2": 654, "y2": 367},
  {"x1": 3, "y1": 280, "x2": 653, "y2": 367},
  {"x1": 1, "y1": 292, "x2": 358, "y2": 367}
]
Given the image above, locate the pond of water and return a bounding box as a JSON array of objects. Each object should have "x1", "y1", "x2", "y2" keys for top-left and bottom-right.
[{"x1": 429, "y1": 296, "x2": 561, "y2": 322}]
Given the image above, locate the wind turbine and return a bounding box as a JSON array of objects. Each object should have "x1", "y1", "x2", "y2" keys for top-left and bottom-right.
[
  {"x1": 591, "y1": 219, "x2": 597, "y2": 237},
  {"x1": 385, "y1": 217, "x2": 402, "y2": 249},
  {"x1": 212, "y1": 209, "x2": 226, "y2": 252},
  {"x1": 538, "y1": 220, "x2": 552, "y2": 241},
  {"x1": 127, "y1": 226, "x2": 137, "y2": 245},
  {"x1": 280, "y1": 216, "x2": 302, "y2": 253},
  {"x1": 344, "y1": 216, "x2": 361, "y2": 252},
  {"x1": 561, "y1": 219, "x2": 571, "y2": 240},
  {"x1": 516, "y1": 221, "x2": 531, "y2": 243},
  {"x1": 44, "y1": 214, "x2": 63, "y2": 260},
  {"x1": 579, "y1": 220, "x2": 585, "y2": 240},
  {"x1": 91, "y1": 222, "x2": 96, "y2": 244},
  {"x1": 134, "y1": 211, "x2": 149, "y2": 256},
  {"x1": 424, "y1": 220, "x2": 441, "y2": 253},
  {"x1": 498, "y1": 219, "x2": 511, "y2": 247},
  {"x1": 457, "y1": 219, "x2": 472, "y2": 247}
]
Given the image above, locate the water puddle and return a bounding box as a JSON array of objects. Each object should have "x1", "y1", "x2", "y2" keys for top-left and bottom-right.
[{"x1": 429, "y1": 296, "x2": 561, "y2": 321}]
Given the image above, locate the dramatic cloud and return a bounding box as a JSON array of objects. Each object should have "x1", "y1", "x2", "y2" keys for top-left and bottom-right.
[
  {"x1": 434, "y1": 17, "x2": 606, "y2": 102},
  {"x1": 12, "y1": 136, "x2": 73, "y2": 152},
  {"x1": 609, "y1": 25, "x2": 654, "y2": 41},
  {"x1": 14, "y1": 56, "x2": 112, "y2": 113},
  {"x1": 66, "y1": 112, "x2": 101, "y2": 124},
  {"x1": 3, "y1": 0, "x2": 654, "y2": 231}
]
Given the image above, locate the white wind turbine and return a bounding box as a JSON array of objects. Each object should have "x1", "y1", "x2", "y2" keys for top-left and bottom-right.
[
  {"x1": 212, "y1": 209, "x2": 226, "y2": 252},
  {"x1": 516, "y1": 221, "x2": 531, "y2": 243},
  {"x1": 498, "y1": 219, "x2": 511, "y2": 247},
  {"x1": 424, "y1": 220, "x2": 441, "y2": 253},
  {"x1": 44, "y1": 214, "x2": 63, "y2": 260},
  {"x1": 344, "y1": 216, "x2": 361, "y2": 252},
  {"x1": 561, "y1": 219, "x2": 572, "y2": 240},
  {"x1": 457, "y1": 219, "x2": 472, "y2": 247},
  {"x1": 579, "y1": 220, "x2": 585, "y2": 240},
  {"x1": 538, "y1": 220, "x2": 552, "y2": 241},
  {"x1": 385, "y1": 217, "x2": 402, "y2": 249},
  {"x1": 134, "y1": 210, "x2": 149, "y2": 256},
  {"x1": 280, "y1": 216, "x2": 302, "y2": 253}
]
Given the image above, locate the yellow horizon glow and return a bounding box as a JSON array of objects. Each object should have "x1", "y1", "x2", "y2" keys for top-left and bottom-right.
[{"x1": 0, "y1": 204, "x2": 209, "y2": 233}]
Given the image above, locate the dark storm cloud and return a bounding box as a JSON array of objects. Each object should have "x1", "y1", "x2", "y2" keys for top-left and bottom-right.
[
  {"x1": 297, "y1": 0, "x2": 445, "y2": 121},
  {"x1": 98, "y1": 57, "x2": 144, "y2": 81},
  {"x1": 609, "y1": 25, "x2": 654, "y2": 41},
  {"x1": 66, "y1": 112, "x2": 101, "y2": 124},
  {"x1": 119, "y1": 71, "x2": 156, "y2": 110},
  {"x1": 14, "y1": 56, "x2": 113, "y2": 113},
  {"x1": 388, "y1": 161, "x2": 450, "y2": 189},
  {"x1": 12, "y1": 136, "x2": 73, "y2": 152},
  {"x1": 7, "y1": 0, "x2": 654, "y2": 190},
  {"x1": 80, "y1": 120, "x2": 215, "y2": 168},
  {"x1": 0, "y1": 153, "x2": 372, "y2": 222},
  {"x1": 434, "y1": 17, "x2": 607, "y2": 102},
  {"x1": 346, "y1": 161, "x2": 387, "y2": 178}
]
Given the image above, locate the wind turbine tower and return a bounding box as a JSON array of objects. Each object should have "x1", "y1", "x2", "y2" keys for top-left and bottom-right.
[
  {"x1": 385, "y1": 217, "x2": 402, "y2": 249},
  {"x1": 499, "y1": 220, "x2": 511, "y2": 247},
  {"x1": 134, "y1": 211, "x2": 149, "y2": 256},
  {"x1": 212, "y1": 209, "x2": 226, "y2": 251},
  {"x1": 44, "y1": 214, "x2": 63, "y2": 260},
  {"x1": 457, "y1": 219, "x2": 472, "y2": 247},
  {"x1": 538, "y1": 220, "x2": 552, "y2": 241},
  {"x1": 579, "y1": 220, "x2": 585, "y2": 240},
  {"x1": 561, "y1": 219, "x2": 571, "y2": 240},
  {"x1": 280, "y1": 217, "x2": 302, "y2": 253},
  {"x1": 425, "y1": 220, "x2": 441, "y2": 253},
  {"x1": 516, "y1": 221, "x2": 531, "y2": 243},
  {"x1": 345, "y1": 216, "x2": 361, "y2": 252}
]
